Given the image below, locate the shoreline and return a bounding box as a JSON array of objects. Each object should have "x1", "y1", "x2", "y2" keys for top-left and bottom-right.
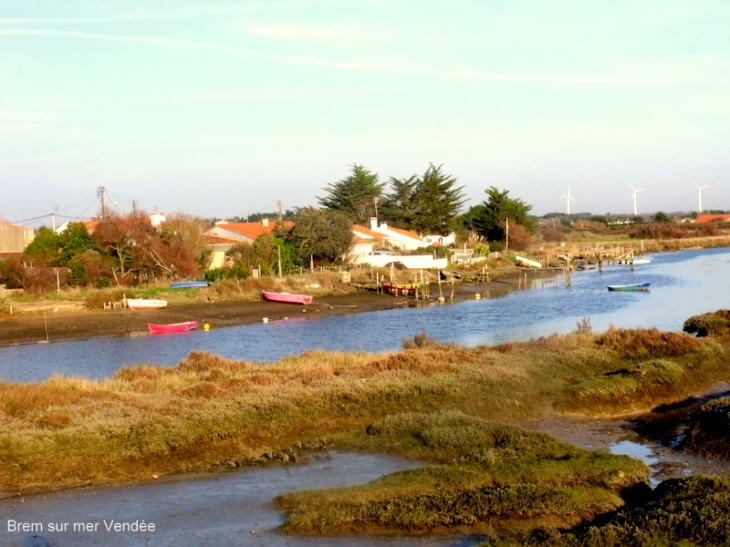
[{"x1": 0, "y1": 279, "x2": 520, "y2": 348}]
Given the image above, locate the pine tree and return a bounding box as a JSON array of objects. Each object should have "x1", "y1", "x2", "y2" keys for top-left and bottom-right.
[{"x1": 318, "y1": 164, "x2": 385, "y2": 226}]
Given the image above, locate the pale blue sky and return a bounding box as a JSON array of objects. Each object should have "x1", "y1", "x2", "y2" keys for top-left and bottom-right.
[{"x1": 2, "y1": 0, "x2": 729, "y2": 227}]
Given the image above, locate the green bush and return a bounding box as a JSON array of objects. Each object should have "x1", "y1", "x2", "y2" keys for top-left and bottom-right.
[{"x1": 683, "y1": 310, "x2": 730, "y2": 337}]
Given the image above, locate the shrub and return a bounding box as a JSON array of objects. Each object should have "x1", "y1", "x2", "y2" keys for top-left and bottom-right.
[{"x1": 683, "y1": 309, "x2": 730, "y2": 337}]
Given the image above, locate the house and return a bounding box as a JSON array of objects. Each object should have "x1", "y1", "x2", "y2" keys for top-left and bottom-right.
[
  {"x1": 205, "y1": 235, "x2": 239, "y2": 270},
  {"x1": 55, "y1": 217, "x2": 99, "y2": 235},
  {"x1": 695, "y1": 214, "x2": 730, "y2": 223},
  {"x1": 366, "y1": 218, "x2": 424, "y2": 251},
  {"x1": 421, "y1": 232, "x2": 456, "y2": 246},
  {"x1": 0, "y1": 220, "x2": 35, "y2": 253},
  {"x1": 204, "y1": 219, "x2": 293, "y2": 269},
  {"x1": 205, "y1": 218, "x2": 291, "y2": 243}
]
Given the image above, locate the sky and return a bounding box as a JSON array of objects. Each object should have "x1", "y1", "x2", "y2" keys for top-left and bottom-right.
[{"x1": 1, "y1": 0, "x2": 729, "y2": 228}]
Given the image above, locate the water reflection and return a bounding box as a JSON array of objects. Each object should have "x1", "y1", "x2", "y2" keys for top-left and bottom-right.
[
  {"x1": 1, "y1": 247, "x2": 729, "y2": 383},
  {"x1": 610, "y1": 440, "x2": 660, "y2": 487}
]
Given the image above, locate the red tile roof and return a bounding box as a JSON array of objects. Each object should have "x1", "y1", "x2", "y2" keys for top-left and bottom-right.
[
  {"x1": 695, "y1": 214, "x2": 730, "y2": 223},
  {"x1": 352, "y1": 225, "x2": 384, "y2": 238},
  {"x1": 215, "y1": 221, "x2": 293, "y2": 239}
]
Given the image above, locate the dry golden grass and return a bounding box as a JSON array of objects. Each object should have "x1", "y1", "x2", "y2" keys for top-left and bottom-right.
[{"x1": 0, "y1": 329, "x2": 727, "y2": 499}]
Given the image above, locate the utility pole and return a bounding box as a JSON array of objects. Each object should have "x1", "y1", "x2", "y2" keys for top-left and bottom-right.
[
  {"x1": 277, "y1": 200, "x2": 283, "y2": 222},
  {"x1": 505, "y1": 218, "x2": 509, "y2": 252},
  {"x1": 51, "y1": 212, "x2": 56, "y2": 231},
  {"x1": 98, "y1": 186, "x2": 106, "y2": 219}
]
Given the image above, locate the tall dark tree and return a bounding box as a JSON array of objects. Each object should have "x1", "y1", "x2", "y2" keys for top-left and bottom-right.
[
  {"x1": 464, "y1": 187, "x2": 536, "y2": 245},
  {"x1": 380, "y1": 175, "x2": 418, "y2": 229},
  {"x1": 318, "y1": 164, "x2": 385, "y2": 226},
  {"x1": 380, "y1": 165, "x2": 465, "y2": 235},
  {"x1": 410, "y1": 164, "x2": 466, "y2": 235},
  {"x1": 287, "y1": 207, "x2": 354, "y2": 264}
]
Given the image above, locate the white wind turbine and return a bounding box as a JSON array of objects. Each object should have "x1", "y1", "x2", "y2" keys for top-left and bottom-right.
[
  {"x1": 630, "y1": 184, "x2": 643, "y2": 216},
  {"x1": 561, "y1": 186, "x2": 576, "y2": 214},
  {"x1": 695, "y1": 183, "x2": 708, "y2": 214}
]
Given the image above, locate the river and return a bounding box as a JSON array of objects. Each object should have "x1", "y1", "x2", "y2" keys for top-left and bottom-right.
[
  {"x1": 1, "y1": 247, "x2": 729, "y2": 383},
  {"x1": 1, "y1": 248, "x2": 730, "y2": 547}
]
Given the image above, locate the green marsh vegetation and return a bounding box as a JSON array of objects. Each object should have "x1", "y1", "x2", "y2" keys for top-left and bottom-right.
[
  {"x1": 1, "y1": 324, "x2": 729, "y2": 539},
  {"x1": 492, "y1": 475, "x2": 730, "y2": 547},
  {"x1": 276, "y1": 411, "x2": 648, "y2": 534}
]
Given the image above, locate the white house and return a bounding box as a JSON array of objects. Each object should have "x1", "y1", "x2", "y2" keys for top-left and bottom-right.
[{"x1": 366, "y1": 218, "x2": 424, "y2": 251}]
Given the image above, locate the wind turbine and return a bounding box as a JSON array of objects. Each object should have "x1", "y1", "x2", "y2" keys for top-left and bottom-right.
[
  {"x1": 561, "y1": 186, "x2": 576, "y2": 215},
  {"x1": 630, "y1": 184, "x2": 643, "y2": 216},
  {"x1": 695, "y1": 183, "x2": 708, "y2": 214}
]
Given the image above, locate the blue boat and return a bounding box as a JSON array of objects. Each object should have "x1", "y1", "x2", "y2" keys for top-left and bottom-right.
[
  {"x1": 170, "y1": 281, "x2": 209, "y2": 289},
  {"x1": 607, "y1": 282, "x2": 650, "y2": 292}
]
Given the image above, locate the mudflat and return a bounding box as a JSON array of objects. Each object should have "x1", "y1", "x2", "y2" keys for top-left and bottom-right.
[{"x1": 0, "y1": 282, "x2": 514, "y2": 347}]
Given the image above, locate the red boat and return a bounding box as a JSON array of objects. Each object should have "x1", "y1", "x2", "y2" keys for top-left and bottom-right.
[
  {"x1": 147, "y1": 321, "x2": 198, "y2": 334},
  {"x1": 261, "y1": 291, "x2": 313, "y2": 305}
]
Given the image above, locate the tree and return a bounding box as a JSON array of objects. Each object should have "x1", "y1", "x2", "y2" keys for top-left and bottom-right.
[
  {"x1": 380, "y1": 175, "x2": 418, "y2": 229},
  {"x1": 464, "y1": 187, "x2": 536, "y2": 245},
  {"x1": 287, "y1": 207, "x2": 354, "y2": 264},
  {"x1": 93, "y1": 213, "x2": 157, "y2": 284},
  {"x1": 410, "y1": 164, "x2": 466, "y2": 235},
  {"x1": 160, "y1": 214, "x2": 213, "y2": 272},
  {"x1": 381, "y1": 165, "x2": 466, "y2": 235},
  {"x1": 318, "y1": 164, "x2": 385, "y2": 226},
  {"x1": 67, "y1": 249, "x2": 114, "y2": 287},
  {"x1": 57, "y1": 222, "x2": 97, "y2": 266},
  {"x1": 654, "y1": 211, "x2": 671, "y2": 223},
  {"x1": 23, "y1": 227, "x2": 61, "y2": 263}
]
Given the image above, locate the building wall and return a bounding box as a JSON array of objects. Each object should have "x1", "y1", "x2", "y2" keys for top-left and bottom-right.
[
  {"x1": 0, "y1": 222, "x2": 34, "y2": 253},
  {"x1": 355, "y1": 254, "x2": 447, "y2": 269}
]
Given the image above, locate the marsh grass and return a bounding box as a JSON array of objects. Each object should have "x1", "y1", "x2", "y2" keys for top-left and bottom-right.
[
  {"x1": 0, "y1": 328, "x2": 727, "y2": 521},
  {"x1": 680, "y1": 396, "x2": 730, "y2": 460},
  {"x1": 276, "y1": 411, "x2": 648, "y2": 534},
  {"x1": 492, "y1": 475, "x2": 730, "y2": 547}
]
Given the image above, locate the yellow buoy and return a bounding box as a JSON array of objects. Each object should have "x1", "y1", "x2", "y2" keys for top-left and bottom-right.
[{"x1": 203, "y1": 323, "x2": 210, "y2": 330}]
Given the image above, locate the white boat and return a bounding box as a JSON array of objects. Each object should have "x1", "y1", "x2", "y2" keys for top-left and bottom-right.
[
  {"x1": 126, "y1": 298, "x2": 168, "y2": 310},
  {"x1": 632, "y1": 258, "x2": 652, "y2": 265},
  {"x1": 514, "y1": 255, "x2": 542, "y2": 268}
]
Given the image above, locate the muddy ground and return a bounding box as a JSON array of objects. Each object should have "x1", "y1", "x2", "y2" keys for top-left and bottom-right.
[{"x1": 0, "y1": 280, "x2": 518, "y2": 347}]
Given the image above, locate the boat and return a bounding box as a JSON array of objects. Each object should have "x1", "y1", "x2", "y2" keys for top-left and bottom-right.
[
  {"x1": 126, "y1": 298, "x2": 168, "y2": 310},
  {"x1": 607, "y1": 283, "x2": 650, "y2": 292},
  {"x1": 382, "y1": 282, "x2": 420, "y2": 296},
  {"x1": 261, "y1": 291, "x2": 313, "y2": 305},
  {"x1": 514, "y1": 255, "x2": 542, "y2": 268},
  {"x1": 148, "y1": 321, "x2": 198, "y2": 334},
  {"x1": 631, "y1": 258, "x2": 652, "y2": 265},
  {"x1": 170, "y1": 281, "x2": 209, "y2": 289}
]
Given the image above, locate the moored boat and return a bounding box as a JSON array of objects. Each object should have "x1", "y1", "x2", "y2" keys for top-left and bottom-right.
[
  {"x1": 514, "y1": 255, "x2": 542, "y2": 268},
  {"x1": 607, "y1": 282, "x2": 650, "y2": 292},
  {"x1": 382, "y1": 282, "x2": 420, "y2": 296},
  {"x1": 170, "y1": 281, "x2": 209, "y2": 289},
  {"x1": 148, "y1": 321, "x2": 198, "y2": 334},
  {"x1": 261, "y1": 291, "x2": 313, "y2": 305},
  {"x1": 126, "y1": 298, "x2": 168, "y2": 310}
]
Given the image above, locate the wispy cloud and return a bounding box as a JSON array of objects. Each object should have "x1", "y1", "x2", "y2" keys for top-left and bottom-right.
[
  {"x1": 0, "y1": 28, "x2": 251, "y2": 54},
  {"x1": 244, "y1": 23, "x2": 372, "y2": 45},
  {"x1": 0, "y1": 2, "x2": 337, "y2": 25},
  {"x1": 3, "y1": 28, "x2": 727, "y2": 87}
]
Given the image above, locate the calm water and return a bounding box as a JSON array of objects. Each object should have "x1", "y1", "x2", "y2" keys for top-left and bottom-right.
[
  {"x1": 1, "y1": 451, "x2": 486, "y2": 547},
  {"x1": 1, "y1": 247, "x2": 729, "y2": 383}
]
